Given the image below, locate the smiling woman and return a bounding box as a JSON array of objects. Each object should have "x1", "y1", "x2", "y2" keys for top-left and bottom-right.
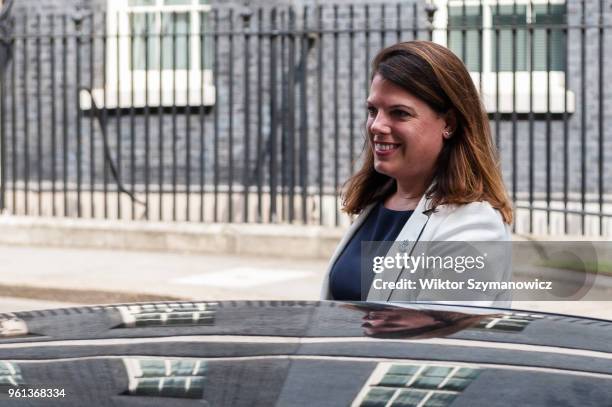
[
  {"x1": 366, "y1": 74, "x2": 450, "y2": 210},
  {"x1": 321, "y1": 41, "x2": 513, "y2": 303}
]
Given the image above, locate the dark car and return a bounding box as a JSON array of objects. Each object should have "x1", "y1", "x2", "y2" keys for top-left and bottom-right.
[{"x1": 0, "y1": 301, "x2": 611, "y2": 406}]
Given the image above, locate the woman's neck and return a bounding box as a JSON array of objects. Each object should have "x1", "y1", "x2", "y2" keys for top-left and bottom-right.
[{"x1": 384, "y1": 179, "x2": 429, "y2": 211}]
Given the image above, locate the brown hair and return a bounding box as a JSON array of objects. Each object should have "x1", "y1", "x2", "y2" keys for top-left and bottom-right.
[
  {"x1": 342, "y1": 303, "x2": 501, "y2": 340},
  {"x1": 343, "y1": 41, "x2": 513, "y2": 224}
]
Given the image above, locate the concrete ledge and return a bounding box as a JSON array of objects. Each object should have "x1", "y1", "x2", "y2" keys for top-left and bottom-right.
[
  {"x1": 2, "y1": 215, "x2": 606, "y2": 260},
  {"x1": 0, "y1": 215, "x2": 345, "y2": 259}
]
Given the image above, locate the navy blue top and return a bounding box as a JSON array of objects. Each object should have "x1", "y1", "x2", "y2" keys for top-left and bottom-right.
[{"x1": 329, "y1": 202, "x2": 413, "y2": 300}]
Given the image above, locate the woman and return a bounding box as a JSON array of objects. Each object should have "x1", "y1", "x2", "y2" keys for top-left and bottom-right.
[
  {"x1": 342, "y1": 303, "x2": 500, "y2": 340},
  {"x1": 321, "y1": 41, "x2": 513, "y2": 303}
]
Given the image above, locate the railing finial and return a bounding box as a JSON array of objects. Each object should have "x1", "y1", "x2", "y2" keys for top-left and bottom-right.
[{"x1": 425, "y1": 2, "x2": 438, "y2": 26}]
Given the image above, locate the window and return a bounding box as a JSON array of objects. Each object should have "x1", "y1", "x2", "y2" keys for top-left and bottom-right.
[
  {"x1": 352, "y1": 363, "x2": 481, "y2": 407},
  {"x1": 127, "y1": 0, "x2": 213, "y2": 71},
  {"x1": 114, "y1": 302, "x2": 218, "y2": 328},
  {"x1": 473, "y1": 312, "x2": 544, "y2": 332},
  {"x1": 0, "y1": 362, "x2": 24, "y2": 388},
  {"x1": 123, "y1": 358, "x2": 207, "y2": 399},
  {"x1": 80, "y1": 0, "x2": 215, "y2": 110},
  {"x1": 433, "y1": 0, "x2": 574, "y2": 114}
]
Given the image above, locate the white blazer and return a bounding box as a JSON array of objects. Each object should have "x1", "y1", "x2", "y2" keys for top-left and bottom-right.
[{"x1": 320, "y1": 193, "x2": 512, "y2": 306}]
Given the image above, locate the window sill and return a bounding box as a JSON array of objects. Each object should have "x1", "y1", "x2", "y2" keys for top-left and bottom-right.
[
  {"x1": 471, "y1": 72, "x2": 575, "y2": 114},
  {"x1": 79, "y1": 83, "x2": 216, "y2": 110}
]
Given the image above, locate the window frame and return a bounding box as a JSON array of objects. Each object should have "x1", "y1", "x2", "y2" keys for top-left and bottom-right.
[
  {"x1": 432, "y1": 0, "x2": 575, "y2": 114},
  {"x1": 80, "y1": 0, "x2": 215, "y2": 110}
]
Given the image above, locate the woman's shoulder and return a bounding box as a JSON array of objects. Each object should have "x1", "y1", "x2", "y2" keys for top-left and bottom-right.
[
  {"x1": 428, "y1": 200, "x2": 510, "y2": 241},
  {"x1": 437, "y1": 200, "x2": 502, "y2": 218},
  {"x1": 430, "y1": 199, "x2": 502, "y2": 216}
]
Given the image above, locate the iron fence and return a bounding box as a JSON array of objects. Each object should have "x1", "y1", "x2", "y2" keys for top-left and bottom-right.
[{"x1": 0, "y1": 1, "x2": 610, "y2": 236}]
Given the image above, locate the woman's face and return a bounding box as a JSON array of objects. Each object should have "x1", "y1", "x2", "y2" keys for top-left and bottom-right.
[
  {"x1": 366, "y1": 74, "x2": 450, "y2": 185},
  {"x1": 361, "y1": 309, "x2": 439, "y2": 336}
]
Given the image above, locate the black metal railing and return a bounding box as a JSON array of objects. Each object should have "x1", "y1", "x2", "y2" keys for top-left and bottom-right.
[{"x1": 0, "y1": 1, "x2": 610, "y2": 237}]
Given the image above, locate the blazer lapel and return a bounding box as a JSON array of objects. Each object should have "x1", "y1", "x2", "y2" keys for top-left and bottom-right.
[
  {"x1": 366, "y1": 194, "x2": 433, "y2": 301},
  {"x1": 320, "y1": 203, "x2": 376, "y2": 299}
]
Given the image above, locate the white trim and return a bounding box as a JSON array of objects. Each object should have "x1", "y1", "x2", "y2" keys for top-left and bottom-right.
[{"x1": 432, "y1": 0, "x2": 575, "y2": 114}]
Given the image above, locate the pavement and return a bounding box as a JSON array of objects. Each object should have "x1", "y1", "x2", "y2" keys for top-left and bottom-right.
[
  {"x1": 0, "y1": 244, "x2": 611, "y2": 320},
  {"x1": 0, "y1": 243, "x2": 328, "y2": 309}
]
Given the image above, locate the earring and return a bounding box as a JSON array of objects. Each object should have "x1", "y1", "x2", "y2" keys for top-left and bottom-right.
[{"x1": 442, "y1": 129, "x2": 451, "y2": 138}]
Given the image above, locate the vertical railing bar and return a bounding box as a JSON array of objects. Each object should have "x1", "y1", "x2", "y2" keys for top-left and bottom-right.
[
  {"x1": 365, "y1": 4, "x2": 370, "y2": 98},
  {"x1": 0, "y1": 19, "x2": 6, "y2": 212},
  {"x1": 10, "y1": 23, "x2": 15, "y2": 214},
  {"x1": 580, "y1": 0, "x2": 586, "y2": 234},
  {"x1": 461, "y1": 0, "x2": 466, "y2": 70},
  {"x1": 288, "y1": 7, "x2": 296, "y2": 223},
  {"x1": 300, "y1": 5, "x2": 309, "y2": 224},
  {"x1": 598, "y1": 0, "x2": 604, "y2": 235},
  {"x1": 269, "y1": 8, "x2": 278, "y2": 223},
  {"x1": 396, "y1": 3, "x2": 401, "y2": 42},
  {"x1": 333, "y1": 5, "x2": 339, "y2": 227},
  {"x1": 50, "y1": 15, "x2": 57, "y2": 217},
  {"x1": 279, "y1": 10, "x2": 286, "y2": 222},
  {"x1": 144, "y1": 12, "x2": 150, "y2": 220},
  {"x1": 185, "y1": 11, "x2": 192, "y2": 222},
  {"x1": 256, "y1": 8, "x2": 263, "y2": 222},
  {"x1": 129, "y1": 12, "x2": 136, "y2": 220},
  {"x1": 349, "y1": 5, "x2": 354, "y2": 175},
  {"x1": 317, "y1": 5, "x2": 323, "y2": 225},
  {"x1": 102, "y1": 13, "x2": 108, "y2": 219},
  {"x1": 562, "y1": 9, "x2": 569, "y2": 234},
  {"x1": 158, "y1": 11, "x2": 164, "y2": 221},
  {"x1": 242, "y1": 9, "x2": 251, "y2": 223},
  {"x1": 278, "y1": 9, "x2": 288, "y2": 220},
  {"x1": 412, "y1": 3, "x2": 418, "y2": 40},
  {"x1": 213, "y1": 8, "x2": 219, "y2": 222},
  {"x1": 478, "y1": 1, "x2": 483, "y2": 96},
  {"x1": 528, "y1": 0, "x2": 534, "y2": 234},
  {"x1": 89, "y1": 14, "x2": 96, "y2": 218},
  {"x1": 228, "y1": 8, "x2": 234, "y2": 222},
  {"x1": 171, "y1": 11, "x2": 177, "y2": 221},
  {"x1": 545, "y1": 0, "x2": 552, "y2": 233},
  {"x1": 76, "y1": 16, "x2": 83, "y2": 218},
  {"x1": 199, "y1": 10, "x2": 205, "y2": 222},
  {"x1": 446, "y1": 2, "x2": 450, "y2": 84},
  {"x1": 494, "y1": 1, "x2": 500, "y2": 150},
  {"x1": 115, "y1": 11, "x2": 121, "y2": 219},
  {"x1": 381, "y1": 4, "x2": 386, "y2": 48},
  {"x1": 511, "y1": 2, "x2": 517, "y2": 232},
  {"x1": 63, "y1": 14, "x2": 69, "y2": 216},
  {"x1": 427, "y1": 3, "x2": 433, "y2": 41},
  {"x1": 185, "y1": 11, "x2": 191, "y2": 222},
  {"x1": 23, "y1": 14, "x2": 29, "y2": 216},
  {"x1": 36, "y1": 14, "x2": 42, "y2": 216}
]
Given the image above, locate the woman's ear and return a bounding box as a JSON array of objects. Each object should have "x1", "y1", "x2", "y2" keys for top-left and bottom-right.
[{"x1": 442, "y1": 109, "x2": 458, "y2": 139}]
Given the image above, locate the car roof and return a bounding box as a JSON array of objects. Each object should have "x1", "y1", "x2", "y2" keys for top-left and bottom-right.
[{"x1": 1, "y1": 301, "x2": 611, "y2": 406}]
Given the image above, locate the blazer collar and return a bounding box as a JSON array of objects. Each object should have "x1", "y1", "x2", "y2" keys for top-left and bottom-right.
[{"x1": 394, "y1": 192, "x2": 433, "y2": 242}]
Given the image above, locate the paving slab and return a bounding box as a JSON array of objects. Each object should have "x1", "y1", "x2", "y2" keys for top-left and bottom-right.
[{"x1": 0, "y1": 244, "x2": 329, "y2": 303}]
